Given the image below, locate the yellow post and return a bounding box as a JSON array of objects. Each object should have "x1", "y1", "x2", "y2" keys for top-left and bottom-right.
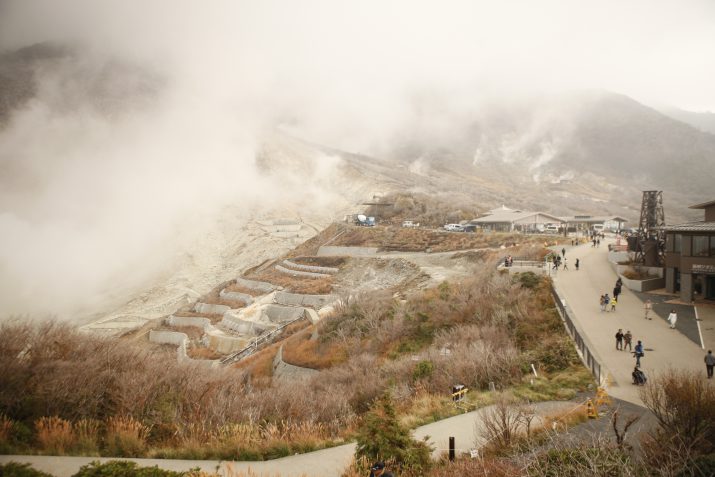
[{"x1": 595, "y1": 387, "x2": 612, "y2": 408}]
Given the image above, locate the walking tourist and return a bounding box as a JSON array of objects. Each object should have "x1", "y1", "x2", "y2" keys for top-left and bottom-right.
[
  {"x1": 644, "y1": 299, "x2": 653, "y2": 320},
  {"x1": 624, "y1": 330, "x2": 632, "y2": 351},
  {"x1": 668, "y1": 309, "x2": 678, "y2": 329},
  {"x1": 615, "y1": 329, "x2": 624, "y2": 350},
  {"x1": 705, "y1": 350, "x2": 715, "y2": 379},
  {"x1": 610, "y1": 297, "x2": 617, "y2": 312},
  {"x1": 562, "y1": 257, "x2": 568, "y2": 270},
  {"x1": 575, "y1": 258, "x2": 580, "y2": 271},
  {"x1": 604, "y1": 293, "x2": 610, "y2": 312},
  {"x1": 633, "y1": 341, "x2": 644, "y2": 367},
  {"x1": 600, "y1": 295, "x2": 606, "y2": 312},
  {"x1": 562, "y1": 247, "x2": 566, "y2": 258}
]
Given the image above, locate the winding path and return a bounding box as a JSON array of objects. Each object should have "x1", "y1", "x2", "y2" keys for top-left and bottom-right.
[{"x1": 0, "y1": 402, "x2": 574, "y2": 477}]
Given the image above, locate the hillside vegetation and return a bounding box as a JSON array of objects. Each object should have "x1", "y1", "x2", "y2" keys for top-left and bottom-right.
[{"x1": 0, "y1": 269, "x2": 590, "y2": 460}]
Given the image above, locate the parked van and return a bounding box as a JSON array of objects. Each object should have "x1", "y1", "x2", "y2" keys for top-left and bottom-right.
[
  {"x1": 544, "y1": 224, "x2": 560, "y2": 234},
  {"x1": 592, "y1": 224, "x2": 604, "y2": 233},
  {"x1": 444, "y1": 224, "x2": 465, "y2": 232}
]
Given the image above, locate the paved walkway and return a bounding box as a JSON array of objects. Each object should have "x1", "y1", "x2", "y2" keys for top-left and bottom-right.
[
  {"x1": 0, "y1": 402, "x2": 575, "y2": 477},
  {"x1": 551, "y1": 238, "x2": 708, "y2": 405}
]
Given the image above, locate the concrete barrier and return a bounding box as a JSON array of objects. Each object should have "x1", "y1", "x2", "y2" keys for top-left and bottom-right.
[
  {"x1": 275, "y1": 264, "x2": 330, "y2": 279},
  {"x1": 220, "y1": 315, "x2": 275, "y2": 336},
  {"x1": 220, "y1": 289, "x2": 254, "y2": 305},
  {"x1": 317, "y1": 246, "x2": 378, "y2": 257},
  {"x1": 193, "y1": 303, "x2": 231, "y2": 314},
  {"x1": 235, "y1": 277, "x2": 275, "y2": 293},
  {"x1": 273, "y1": 291, "x2": 333, "y2": 309},
  {"x1": 167, "y1": 316, "x2": 211, "y2": 329},
  {"x1": 150, "y1": 329, "x2": 221, "y2": 368},
  {"x1": 264, "y1": 304, "x2": 306, "y2": 323},
  {"x1": 273, "y1": 345, "x2": 318, "y2": 381},
  {"x1": 615, "y1": 265, "x2": 665, "y2": 292},
  {"x1": 282, "y1": 259, "x2": 338, "y2": 274}
]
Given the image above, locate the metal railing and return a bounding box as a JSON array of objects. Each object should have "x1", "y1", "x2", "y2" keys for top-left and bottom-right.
[
  {"x1": 550, "y1": 285, "x2": 602, "y2": 383},
  {"x1": 219, "y1": 314, "x2": 306, "y2": 365},
  {"x1": 500, "y1": 256, "x2": 545, "y2": 268}
]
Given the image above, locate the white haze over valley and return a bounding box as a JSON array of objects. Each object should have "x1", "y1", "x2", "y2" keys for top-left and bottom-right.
[{"x1": 0, "y1": 0, "x2": 714, "y2": 318}]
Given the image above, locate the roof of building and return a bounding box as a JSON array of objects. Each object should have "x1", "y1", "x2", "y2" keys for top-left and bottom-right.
[
  {"x1": 560, "y1": 215, "x2": 629, "y2": 223},
  {"x1": 472, "y1": 210, "x2": 563, "y2": 224},
  {"x1": 663, "y1": 221, "x2": 715, "y2": 232},
  {"x1": 689, "y1": 199, "x2": 715, "y2": 209}
]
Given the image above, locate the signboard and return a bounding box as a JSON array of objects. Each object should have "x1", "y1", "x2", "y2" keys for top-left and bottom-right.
[{"x1": 692, "y1": 264, "x2": 715, "y2": 274}]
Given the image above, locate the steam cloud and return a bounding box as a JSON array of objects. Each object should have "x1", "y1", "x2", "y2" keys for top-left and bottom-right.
[{"x1": 1, "y1": 0, "x2": 714, "y2": 317}]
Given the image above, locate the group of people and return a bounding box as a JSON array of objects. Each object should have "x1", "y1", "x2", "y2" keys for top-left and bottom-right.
[
  {"x1": 503, "y1": 255, "x2": 514, "y2": 267},
  {"x1": 599, "y1": 293, "x2": 617, "y2": 312}
]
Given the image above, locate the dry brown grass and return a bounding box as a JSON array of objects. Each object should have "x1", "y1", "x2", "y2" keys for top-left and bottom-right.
[
  {"x1": 234, "y1": 342, "x2": 281, "y2": 382},
  {"x1": 224, "y1": 283, "x2": 262, "y2": 296},
  {"x1": 282, "y1": 328, "x2": 348, "y2": 369},
  {"x1": 290, "y1": 256, "x2": 347, "y2": 268},
  {"x1": 0, "y1": 414, "x2": 13, "y2": 446},
  {"x1": 245, "y1": 268, "x2": 333, "y2": 294},
  {"x1": 106, "y1": 416, "x2": 149, "y2": 456},
  {"x1": 173, "y1": 310, "x2": 225, "y2": 322},
  {"x1": 187, "y1": 347, "x2": 223, "y2": 360},
  {"x1": 35, "y1": 416, "x2": 74, "y2": 454}
]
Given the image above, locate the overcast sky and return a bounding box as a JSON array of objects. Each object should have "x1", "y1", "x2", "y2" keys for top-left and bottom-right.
[{"x1": 1, "y1": 0, "x2": 714, "y2": 112}]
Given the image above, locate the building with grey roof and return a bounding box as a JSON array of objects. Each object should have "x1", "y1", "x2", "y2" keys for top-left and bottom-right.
[
  {"x1": 470, "y1": 206, "x2": 564, "y2": 233},
  {"x1": 663, "y1": 199, "x2": 715, "y2": 302}
]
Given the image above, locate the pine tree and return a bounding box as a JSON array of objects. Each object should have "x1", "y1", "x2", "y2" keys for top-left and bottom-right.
[{"x1": 355, "y1": 392, "x2": 432, "y2": 473}]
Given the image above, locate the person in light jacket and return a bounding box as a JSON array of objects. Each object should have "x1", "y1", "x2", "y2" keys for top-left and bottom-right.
[{"x1": 668, "y1": 309, "x2": 678, "y2": 329}]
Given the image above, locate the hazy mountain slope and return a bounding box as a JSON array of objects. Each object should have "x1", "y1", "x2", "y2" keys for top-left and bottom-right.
[{"x1": 658, "y1": 107, "x2": 715, "y2": 135}]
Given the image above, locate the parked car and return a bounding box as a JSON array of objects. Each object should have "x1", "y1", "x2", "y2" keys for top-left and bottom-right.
[
  {"x1": 402, "y1": 220, "x2": 420, "y2": 228},
  {"x1": 544, "y1": 225, "x2": 560, "y2": 234},
  {"x1": 444, "y1": 223, "x2": 465, "y2": 232}
]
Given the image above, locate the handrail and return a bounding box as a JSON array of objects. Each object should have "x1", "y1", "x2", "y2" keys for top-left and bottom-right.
[{"x1": 219, "y1": 314, "x2": 307, "y2": 365}]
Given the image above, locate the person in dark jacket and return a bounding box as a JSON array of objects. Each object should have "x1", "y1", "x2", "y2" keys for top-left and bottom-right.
[{"x1": 370, "y1": 462, "x2": 394, "y2": 477}]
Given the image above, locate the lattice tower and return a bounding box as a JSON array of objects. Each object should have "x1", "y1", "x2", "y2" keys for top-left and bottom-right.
[{"x1": 635, "y1": 191, "x2": 665, "y2": 266}]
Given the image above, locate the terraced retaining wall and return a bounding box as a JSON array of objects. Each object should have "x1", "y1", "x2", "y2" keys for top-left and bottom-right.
[
  {"x1": 220, "y1": 289, "x2": 254, "y2": 305},
  {"x1": 194, "y1": 303, "x2": 231, "y2": 314},
  {"x1": 273, "y1": 291, "x2": 333, "y2": 309},
  {"x1": 282, "y1": 259, "x2": 338, "y2": 274},
  {"x1": 149, "y1": 330, "x2": 219, "y2": 368},
  {"x1": 275, "y1": 264, "x2": 330, "y2": 278},
  {"x1": 264, "y1": 304, "x2": 306, "y2": 323},
  {"x1": 317, "y1": 246, "x2": 378, "y2": 256}
]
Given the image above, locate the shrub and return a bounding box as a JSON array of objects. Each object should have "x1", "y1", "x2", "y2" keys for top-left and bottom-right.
[
  {"x1": 355, "y1": 392, "x2": 432, "y2": 474},
  {"x1": 514, "y1": 272, "x2": 541, "y2": 289},
  {"x1": 35, "y1": 416, "x2": 74, "y2": 455},
  {"x1": 0, "y1": 462, "x2": 55, "y2": 477},
  {"x1": 71, "y1": 460, "x2": 185, "y2": 477},
  {"x1": 413, "y1": 360, "x2": 434, "y2": 381},
  {"x1": 105, "y1": 416, "x2": 149, "y2": 457}
]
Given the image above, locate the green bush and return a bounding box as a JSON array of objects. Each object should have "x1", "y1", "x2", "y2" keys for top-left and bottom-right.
[
  {"x1": 514, "y1": 272, "x2": 541, "y2": 289},
  {"x1": 413, "y1": 360, "x2": 434, "y2": 381},
  {"x1": 0, "y1": 462, "x2": 55, "y2": 477},
  {"x1": 71, "y1": 461, "x2": 193, "y2": 477},
  {"x1": 355, "y1": 393, "x2": 432, "y2": 474}
]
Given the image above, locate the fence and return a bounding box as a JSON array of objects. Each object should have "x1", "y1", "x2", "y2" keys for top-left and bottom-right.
[{"x1": 550, "y1": 285, "x2": 602, "y2": 384}]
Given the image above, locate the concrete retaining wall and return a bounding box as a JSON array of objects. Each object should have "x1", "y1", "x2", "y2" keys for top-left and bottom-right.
[
  {"x1": 220, "y1": 289, "x2": 254, "y2": 305},
  {"x1": 167, "y1": 316, "x2": 211, "y2": 329},
  {"x1": 264, "y1": 304, "x2": 306, "y2": 323},
  {"x1": 220, "y1": 315, "x2": 275, "y2": 336},
  {"x1": 273, "y1": 291, "x2": 333, "y2": 309},
  {"x1": 236, "y1": 277, "x2": 275, "y2": 293},
  {"x1": 272, "y1": 345, "x2": 319, "y2": 381},
  {"x1": 275, "y1": 264, "x2": 330, "y2": 278},
  {"x1": 282, "y1": 259, "x2": 338, "y2": 274},
  {"x1": 317, "y1": 246, "x2": 378, "y2": 257},
  {"x1": 149, "y1": 330, "x2": 219, "y2": 368},
  {"x1": 194, "y1": 303, "x2": 231, "y2": 314}
]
